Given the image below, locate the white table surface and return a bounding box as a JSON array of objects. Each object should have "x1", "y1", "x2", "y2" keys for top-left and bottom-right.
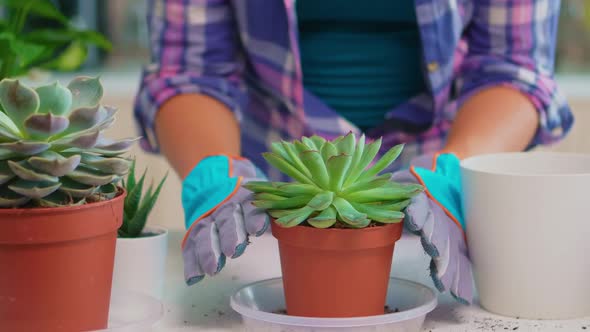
[{"x1": 152, "y1": 230, "x2": 590, "y2": 332}]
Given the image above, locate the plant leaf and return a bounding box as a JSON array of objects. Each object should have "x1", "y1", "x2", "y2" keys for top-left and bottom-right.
[
  {"x1": 299, "y1": 150, "x2": 329, "y2": 189},
  {"x1": 275, "y1": 206, "x2": 315, "y2": 228},
  {"x1": 351, "y1": 202, "x2": 405, "y2": 223},
  {"x1": 326, "y1": 154, "x2": 352, "y2": 191},
  {"x1": 8, "y1": 161, "x2": 58, "y2": 182},
  {"x1": 262, "y1": 152, "x2": 314, "y2": 185},
  {"x1": 0, "y1": 79, "x2": 39, "y2": 129},
  {"x1": 67, "y1": 76, "x2": 103, "y2": 109},
  {"x1": 124, "y1": 167, "x2": 146, "y2": 220},
  {"x1": 80, "y1": 154, "x2": 131, "y2": 175},
  {"x1": 67, "y1": 166, "x2": 119, "y2": 186},
  {"x1": 24, "y1": 113, "x2": 69, "y2": 138},
  {"x1": 8, "y1": 179, "x2": 61, "y2": 199},
  {"x1": 0, "y1": 0, "x2": 69, "y2": 24},
  {"x1": 346, "y1": 137, "x2": 382, "y2": 184},
  {"x1": 58, "y1": 177, "x2": 97, "y2": 198},
  {"x1": 35, "y1": 82, "x2": 73, "y2": 116},
  {"x1": 360, "y1": 144, "x2": 404, "y2": 180},
  {"x1": 127, "y1": 173, "x2": 167, "y2": 237},
  {"x1": 332, "y1": 197, "x2": 369, "y2": 227},
  {"x1": 344, "y1": 134, "x2": 365, "y2": 187},
  {"x1": 306, "y1": 191, "x2": 334, "y2": 210},
  {"x1": 307, "y1": 206, "x2": 337, "y2": 228},
  {"x1": 320, "y1": 141, "x2": 338, "y2": 162},
  {"x1": 281, "y1": 141, "x2": 311, "y2": 178},
  {"x1": 0, "y1": 141, "x2": 50, "y2": 155},
  {"x1": 0, "y1": 186, "x2": 29, "y2": 207},
  {"x1": 28, "y1": 151, "x2": 80, "y2": 177}
]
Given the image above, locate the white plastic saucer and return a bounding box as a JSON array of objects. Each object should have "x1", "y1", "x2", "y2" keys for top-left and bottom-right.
[
  {"x1": 231, "y1": 277, "x2": 437, "y2": 332},
  {"x1": 94, "y1": 289, "x2": 164, "y2": 331}
]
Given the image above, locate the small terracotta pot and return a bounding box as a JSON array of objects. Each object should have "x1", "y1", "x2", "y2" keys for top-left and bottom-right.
[
  {"x1": 0, "y1": 192, "x2": 125, "y2": 332},
  {"x1": 271, "y1": 221, "x2": 403, "y2": 318}
]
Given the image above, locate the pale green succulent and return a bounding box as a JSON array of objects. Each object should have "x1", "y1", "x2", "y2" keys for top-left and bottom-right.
[
  {"x1": 244, "y1": 133, "x2": 423, "y2": 228},
  {"x1": 0, "y1": 76, "x2": 136, "y2": 207}
]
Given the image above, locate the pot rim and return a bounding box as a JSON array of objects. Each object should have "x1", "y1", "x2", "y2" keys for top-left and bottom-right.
[
  {"x1": 0, "y1": 187, "x2": 126, "y2": 216},
  {"x1": 117, "y1": 225, "x2": 168, "y2": 241}
]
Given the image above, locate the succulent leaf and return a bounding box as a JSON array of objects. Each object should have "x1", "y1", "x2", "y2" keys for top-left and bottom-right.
[
  {"x1": 38, "y1": 191, "x2": 85, "y2": 207},
  {"x1": 326, "y1": 154, "x2": 352, "y2": 191},
  {"x1": 309, "y1": 135, "x2": 326, "y2": 149},
  {"x1": 0, "y1": 110, "x2": 22, "y2": 138},
  {"x1": 68, "y1": 76, "x2": 103, "y2": 109},
  {"x1": 67, "y1": 166, "x2": 119, "y2": 186},
  {"x1": 24, "y1": 113, "x2": 69, "y2": 138},
  {"x1": 344, "y1": 134, "x2": 365, "y2": 187},
  {"x1": 35, "y1": 82, "x2": 73, "y2": 116},
  {"x1": 252, "y1": 195, "x2": 312, "y2": 210},
  {"x1": 332, "y1": 197, "x2": 369, "y2": 227},
  {"x1": 344, "y1": 183, "x2": 423, "y2": 204},
  {"x1": 299, "y1": 150, "x2": 329, "y2": 189},
  {"x1": 0, "y1": 141, "x2": 50, "y2": 155},
  {"x1": 307, "y1": 191, "x2": 334, "y2": 210},
  {"x1": 307, "y1": 206, "x2": 337, "y2": 228},
  {"x1": 80, "y1": 154, "x2": 130, "y2": 175},
  {"x1": 301, "y1": 136, "x2": 319, "y2": 150},
  {"x1": 8, "y1": 161, "x2": 58, "y2": 182},
  {"x1": 0, "y1": 161, "x2": 15, "y2": 185},
  {"x1": 0, "y1": 187, "x2": 29, "y2": 207},
  {"x1": 282, "y1": 141, "x2": 311, "y2": 178},
  {"x1": 0, "y1": 79, "x2": 39, "y2": 129},
  {"x1": 275, "y1": 206, "x2": 315, "y2": 227},
  {"x1": 28, "y1": 152, "x2": 81, "y2": 177},
  {"x1": 320, "y1": 141, "x2": 338, "y2": 162},
  {"x1": 58, "y1": 177, "x2": 97, "y2": 198},
  {"x1": 262, "y1": 152, "x2": 313, "y2": 185},
  {"x1": 276, "y1": 183, "x2": 322, "y2": 197},
  {"x1": 9, "y1": 180, "x2": 61, "y2": 199},
  {"x1": 361, "y1": 144, "x2": 404, "y2": 180},
  {"x1": 351, "y1": 202, "x2": 404, "y2": 223}
]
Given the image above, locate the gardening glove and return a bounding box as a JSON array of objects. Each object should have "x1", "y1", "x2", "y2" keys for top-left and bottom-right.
[
  {"x1": 181, "y1": 155, "x2": 269, "y2": 285},
  {"x1": 392, "y1": 153, "x2": 474, "y2": 304}
]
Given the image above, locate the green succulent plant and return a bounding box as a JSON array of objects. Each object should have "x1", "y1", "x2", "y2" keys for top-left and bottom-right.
[
  {"x1": 244, "y1": 133, "x2": 423, "y2": 228},
  {"x1": 119, "y1": 160, "x2": 167, "y2": 238},
  {"x1": 0, "y1": 76, "x2": 136, "y2": 207}
]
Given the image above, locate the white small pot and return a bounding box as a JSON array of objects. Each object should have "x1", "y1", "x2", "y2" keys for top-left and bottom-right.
[
  {"x1": 461, "y1": 152, "x2": 590, "y2": 319},
  {"x1": 112, "y1": 226, "x2": 168, "y2": 300}
]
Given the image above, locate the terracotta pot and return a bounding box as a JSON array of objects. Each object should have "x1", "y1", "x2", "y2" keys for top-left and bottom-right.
[
  {"x1": 271, "y1": 221, "x2": 403, "y2": 318},
  {"x1": 0, "y1": 192, "x2": 125, "y2": 332}
]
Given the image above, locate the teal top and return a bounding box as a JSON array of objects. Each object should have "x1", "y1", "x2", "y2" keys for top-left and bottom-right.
[{"x1": 297, "y1": 0, "x2": 427, "y2": 131}]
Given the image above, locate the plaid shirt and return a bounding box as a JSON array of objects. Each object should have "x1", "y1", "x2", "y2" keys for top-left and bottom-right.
[{"x1": 135, "y1": 0, "x2": 573, "y2": 180}]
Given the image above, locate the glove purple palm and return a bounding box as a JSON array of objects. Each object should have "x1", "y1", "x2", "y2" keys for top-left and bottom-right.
[
  {"x1": 392, "y1": 153, "x2": 474, "y2": 304},
  {"x1": 181, "y1": 155, "x2": 269, "y2": 285}
]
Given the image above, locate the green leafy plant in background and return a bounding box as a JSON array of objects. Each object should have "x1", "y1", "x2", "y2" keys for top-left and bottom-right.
[
  {"x1": 244, "y1": 133, "x2": 423, "y2": 228},
  {"x1": 0, "y1": 76, "x2": 135, "y2": 207},
  {"x1": 0, "y1": 0, "x2": 112, "y2": 80},
  {"x1": 120, "y1": 160, "x2": 167, "y2": 238}
]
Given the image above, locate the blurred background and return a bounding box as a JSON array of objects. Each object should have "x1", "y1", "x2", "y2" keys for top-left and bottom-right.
[{"x1": 4, "y1": 0, "x2": 590, "y2": 231}]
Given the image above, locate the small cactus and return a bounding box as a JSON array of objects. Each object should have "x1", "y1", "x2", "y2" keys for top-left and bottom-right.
[{"x1": 0, "y1": 76, "x2": 136, "y2": 207}]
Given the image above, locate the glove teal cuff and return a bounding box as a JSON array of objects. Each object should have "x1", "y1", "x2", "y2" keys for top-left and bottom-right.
[
  {"x1": 412, "y1": 153, "x2": 465, "y2": 229},
  {"x1": 182, "y1": 155, "x2": 240, "y2": 229}
]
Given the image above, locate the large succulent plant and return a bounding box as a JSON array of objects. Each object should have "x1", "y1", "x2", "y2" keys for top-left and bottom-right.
[
  {"x1": 244, "y1": 133, "x2": 423, "y2": 228},
  {"x1": 0, "y1": 77, "x2": 135, "y2": 207}
]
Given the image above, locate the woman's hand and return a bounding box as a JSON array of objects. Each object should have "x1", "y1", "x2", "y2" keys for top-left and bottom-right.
[
  {"x1": 392, "y1": 153, "x2": 473, "y2": 304},
  {"x1": 181, "y1": 155, "x2": 269, "y2": 285}
]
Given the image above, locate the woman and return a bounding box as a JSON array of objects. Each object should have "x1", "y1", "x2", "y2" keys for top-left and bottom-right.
[{"x1": 134, "y1": 0, "x2": 572, "y2": 304}]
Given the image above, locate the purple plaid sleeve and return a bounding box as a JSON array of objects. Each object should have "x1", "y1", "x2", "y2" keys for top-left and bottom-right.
[
  {"x1": 134, "y1": 0, "x2": 247, "y2": 152},
  {"x1": 456, "y1": 0, "x2": 572, "y2": 147}
]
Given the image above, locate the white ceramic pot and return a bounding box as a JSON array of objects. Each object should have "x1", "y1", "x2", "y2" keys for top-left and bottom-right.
[
  {"x1": 112, "y1": 226, "x2": 168, "y2": 300},
  {"x1": 460, "y1": 152, "x2": 590, "y2": 319}
]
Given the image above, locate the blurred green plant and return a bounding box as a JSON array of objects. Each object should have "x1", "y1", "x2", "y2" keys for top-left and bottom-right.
[
  {"x1": 0, "y1": 0, "x2": 112, "y2": 80},
  {"x1": 120, "y1": 160, "x2": 168, "y2": 238}
]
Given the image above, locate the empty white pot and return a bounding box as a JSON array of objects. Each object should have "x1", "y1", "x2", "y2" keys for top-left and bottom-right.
[
  {"x1": 460, "y1": 152, "x2": 590, "y2": 319},
  {"x1": 112, "y1": 226, "x2": 168, "y2": 300}
]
